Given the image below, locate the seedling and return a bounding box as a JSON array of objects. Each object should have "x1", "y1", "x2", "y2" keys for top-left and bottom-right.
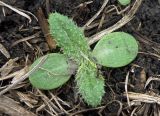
[
  {"x1": 29, "y1": 13, "x2": 138, "y2": 107},
  {"x1": 118, "y1": 0, "x2": 131, "y2": 5}
]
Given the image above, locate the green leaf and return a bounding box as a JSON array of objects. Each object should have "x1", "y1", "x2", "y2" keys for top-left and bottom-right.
[
  {"x1": 92, "y1": 32, "x2": 138, "y2": 68},
  {"x1": 117, "y1": 0, "x2": 131, "y2": 6},
  {"x1": 48, "y1": 13, "x2": 90, "y2": 62},
  {"x1": 76, "y1": 60, "x2": 105, "y2": 107},
  {"x1": 29, "y1": 53, "x2": 72, "y2": 90},
  {"x1": 48, "y1": 12, "x2": 105, "y2": 107}
]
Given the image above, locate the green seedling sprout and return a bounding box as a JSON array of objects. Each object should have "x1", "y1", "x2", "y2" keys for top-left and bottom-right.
[
  {"x1": 118, "y1": 0, "x2": 131, "y2": 5},
  {"x1": 29, "y1": 12, "x2": 138, "y2": 107}
]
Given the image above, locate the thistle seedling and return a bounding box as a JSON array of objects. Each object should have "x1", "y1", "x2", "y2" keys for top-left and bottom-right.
[{"x1": 29, "y1": 13, "x2": 138, "y2": 107}]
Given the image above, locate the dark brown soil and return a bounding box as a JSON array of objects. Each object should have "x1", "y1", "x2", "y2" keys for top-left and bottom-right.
[{"x1": 0, "y1": 0, "x2": 160, "y2": 115}]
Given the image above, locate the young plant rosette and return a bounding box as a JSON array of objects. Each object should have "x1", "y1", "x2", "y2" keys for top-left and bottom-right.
[{"x1": 29, "y1": 13, "x2": 138, "y2": 107}]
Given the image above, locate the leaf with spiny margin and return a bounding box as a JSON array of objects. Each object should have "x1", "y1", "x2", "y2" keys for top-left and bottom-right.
[
  {"x1": 48, "y1": 13, "x2": 90, "y2": 62},
  {"x1": 29, "y1": 53, "x2": 73, "y2": 90},
  {"x1": 76, "y1": 60, "x2": 105, "y2": 107}
]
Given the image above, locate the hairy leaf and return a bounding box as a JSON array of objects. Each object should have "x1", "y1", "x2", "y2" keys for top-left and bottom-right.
[
  {"x1": 48, "y1": 13, "x2": 90, "y2": 62},
  {"x1": 76, "y1": 60, "x2": 105, "y2": 107},
  {"x1": 92, "y1": 32, "x2": 138, "y2": 67},
  {"x1": 48, "y1": 12, "x2": 105, "y2": 107},
  {"x1": 29, "y1": 53, "x2": 72, "y2": 90}
]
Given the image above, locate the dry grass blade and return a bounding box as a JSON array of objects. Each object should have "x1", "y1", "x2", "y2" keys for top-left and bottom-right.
[
  {"x1": 49, "y1": 92, "x2": 70, "y2": 115},
  {"x1": 0, "y1": 66, "x2": 26, "y2": 81},
  {"x1": 123, "y1": 92, "x2": 160, "y2": 105},
  {"x1": 0, "y1": 95, "x2": 36, "y2": 116},
  {"x1": 130, "y1": 107, "x2": 138, "y2": 116},
  {"x1": 75, "y1": 1, "x2": 93, "y2": 8},
  {"x1": 37, "y1": 89, "x2": 61, "y2": 115},
  {"x1": 17, "y1": 91, "x2": 38, "y2": 108},
  {"x1": 11, "y1": 66, "x2": 29, "y2": 83},
  {"x1": 145, "y1": 77, "x2": 160, "y2": 89},
  {"x1": 83, "y1": 0, "x2": 109, "y2": 29},
  {"x1": 56, "y1": 96, "x2": 71, "y2": 108},
  {"x1": 0, "y1": 58, "x2": 18, "y2": 77},
  {"x1": 36, "y1": 104, "x2": 46, "y2": 113},
  {"x1": 11, "y1": 32, "x2": 40, "y2": 47},
  {"x1": 139, "y1": 52, "x2": 160, "y2": 59},
  {"x1": 125, "y1": 72, "x2": 131, "y2": 106},
  {"x1": 88, "y1": 0, "x2": 143, "y2": 45},
  {"x1": 0, "y1": 55, "x2": 48, "y2": 96},
  {"x1": 0, "y1": 43, "x2": 10, "y2": 58},
  {"x1": 0, "y1": 1, "x2": 32, "y2": 23},
  {"x1": 17, "y1": 8, "x2": 38, "y2": 21}
]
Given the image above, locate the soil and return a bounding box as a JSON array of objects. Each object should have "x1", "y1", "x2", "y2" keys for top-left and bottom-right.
[{"x1": 0, "y1": 0, "x2": 160, "y2": 115}]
